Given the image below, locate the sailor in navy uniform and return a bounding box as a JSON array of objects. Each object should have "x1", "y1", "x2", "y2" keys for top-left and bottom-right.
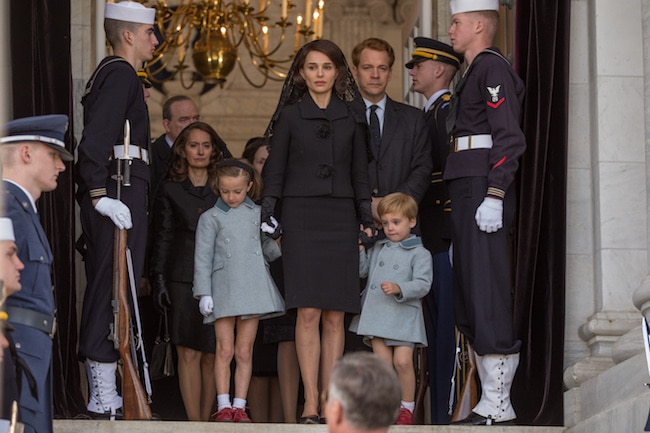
[
  {"x1": 75, "y1": 1, "x2": 157, "y2": 418},
  {"x1": 1, "y1": 114, "x2": 73, "y2": 433},
  {"x1": 406, "y1": 37, "x2": 462, "y2": 424},
  {"x1": 445, "y1": 0, "x2": 526, "y2": 425}
]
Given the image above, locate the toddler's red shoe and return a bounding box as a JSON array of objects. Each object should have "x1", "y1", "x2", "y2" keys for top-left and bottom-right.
[
  {"x1": 232, "y1": 407, "x2": 252, "y2": 423},
  {"x1": 211, "y1": 407, "x2": 233, "y2": 422},
  {"x1": 395, "y1": 407, "x2": 413, "y2": 425}
]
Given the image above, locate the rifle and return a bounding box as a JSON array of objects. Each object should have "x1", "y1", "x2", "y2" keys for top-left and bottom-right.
[
  {"x1": 450, "y1": 331, "x2": 478, "y2": 421},
  {"x1": 112, "y1": 120, "x2": 152, "y2": 420},
  {"x1": 413, "y1": 346, "x2": 428, "y2": 424}
]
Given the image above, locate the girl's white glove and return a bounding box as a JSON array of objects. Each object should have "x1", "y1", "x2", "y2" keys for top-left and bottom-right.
[{"x1": 198, "y1": 295, "x2": 214, "y2": 317}]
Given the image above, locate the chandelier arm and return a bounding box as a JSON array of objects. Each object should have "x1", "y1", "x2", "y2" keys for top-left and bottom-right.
[
  {"x1": 244, "y1": 51, "x2": 294, "y2": 80},
  {"x1": 147, "y1": 0, "x2": 322, "y2": 88},
  {"x1": 236, "y1": 58, "x2": 271, "y2": 88}
]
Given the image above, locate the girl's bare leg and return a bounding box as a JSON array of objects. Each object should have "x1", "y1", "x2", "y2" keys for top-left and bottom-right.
[
  {"x1": 214, "y1": 317, "x2": 236, "y2": 395},
  {"x1": 232, "y1": 316, "x2": 259, "y2": 400}
]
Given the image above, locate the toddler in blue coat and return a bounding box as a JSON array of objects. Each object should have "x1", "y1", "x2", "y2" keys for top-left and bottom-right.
[{"x1": 350, "y1": 192, "x2": 433, "y2": 425}]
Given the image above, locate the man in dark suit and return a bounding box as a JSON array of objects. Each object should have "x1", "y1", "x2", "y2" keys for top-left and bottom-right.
[
  {"x1": 406, "y1": 37, "x2": 462, "y2": 425},
  {"x1": 351, "y1": 38, "x2": 432, "y2": 228},
  {"x1": 1, "y1": 114, "x2": 73, "y2": 433},
  {"x1": 350, "y1": 38, "x2": 431, "y2": 425},
  {"x1": 149, "y1": 95, "x2": 200, "y2": 199}
]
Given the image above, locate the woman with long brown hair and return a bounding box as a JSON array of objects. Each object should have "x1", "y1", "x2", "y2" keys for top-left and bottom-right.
[{"x1": 150, "y1": 121, "x2": 230, "y2": 421}]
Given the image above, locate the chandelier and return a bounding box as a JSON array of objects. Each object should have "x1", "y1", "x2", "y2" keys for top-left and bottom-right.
[{"x1": 144, "y1": 0, "x2": 325, "y2": 90}]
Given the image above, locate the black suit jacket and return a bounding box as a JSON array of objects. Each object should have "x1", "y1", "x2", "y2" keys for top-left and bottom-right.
[
  {"x1": 263, "y1": 93, "x2": 371, "y2": 203},
  {"x1": 367, "y1": 97, "x2": 432, "y2": 203},
  {"x1": 149, "y1": 134, "x2": 172, "y2": 202}
]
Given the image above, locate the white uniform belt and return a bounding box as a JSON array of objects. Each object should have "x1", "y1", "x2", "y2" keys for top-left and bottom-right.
[
  {"x1": 113, "y1": 145, "x2": 149, "y2": 164},
  {"x1": 453, "y1": 134, "x2": 493, "y2": 152}
]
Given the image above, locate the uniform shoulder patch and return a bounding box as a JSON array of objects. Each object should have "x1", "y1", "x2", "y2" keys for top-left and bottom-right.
[{"x1": 486, "y1": 85, "x2": 504, "y2": 108}]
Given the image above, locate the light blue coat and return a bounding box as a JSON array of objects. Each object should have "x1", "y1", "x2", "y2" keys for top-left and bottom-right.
[
  {"x1": 193, "y1": 197, "x2": 285, "y2": 322},
  {"x1": 350, "y1": 236, "x2": 433, "y2": 346}
]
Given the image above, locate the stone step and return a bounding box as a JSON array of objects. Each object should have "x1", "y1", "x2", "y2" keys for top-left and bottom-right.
[{"x1": 54, "y1": 420, "x2": 566, "y2": 433}]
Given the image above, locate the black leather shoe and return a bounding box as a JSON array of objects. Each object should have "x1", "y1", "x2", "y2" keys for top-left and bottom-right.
[
  {"x1": 451, "y1": 412, "x2": 516, "y2": 426},
  {"x1": 299, "y1": 415, "x2": 320, "y2": 424}
]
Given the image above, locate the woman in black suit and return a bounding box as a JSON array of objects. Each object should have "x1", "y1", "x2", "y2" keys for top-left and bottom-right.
[
  {"x1": 261, "y1": 39, "x2": 374, "y2": 423},
  {"x1": 150, "y1": 121, "x2": 230, "y2": 421}
]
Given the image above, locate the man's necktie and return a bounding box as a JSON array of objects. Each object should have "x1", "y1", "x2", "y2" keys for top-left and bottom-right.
[{"x1": 369, "y1": 104, "x2": 381, "y2": 154}]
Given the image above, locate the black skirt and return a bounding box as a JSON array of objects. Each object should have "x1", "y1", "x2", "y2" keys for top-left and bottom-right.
[
  {"x1": 168, "y1": 281, "x2": 216, "y2": 353},
  {"x1": 280, "y1": 196, "x2": 361, "y2": 314}
]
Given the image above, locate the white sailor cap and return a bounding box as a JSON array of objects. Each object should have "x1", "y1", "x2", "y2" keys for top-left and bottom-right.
[
  {"x1": 0, "y1": 218, "x2": 15, "y2": 242},
  {"x1": 450, "y1": 0, "x2": 499, "y2": 15},
  {"x1": 105, "y1": 1, "x2": 156, "y2": 25}
]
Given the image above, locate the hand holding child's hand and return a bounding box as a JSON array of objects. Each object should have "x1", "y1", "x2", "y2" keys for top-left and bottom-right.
[
  {"x1": 199, "y1": 295, "x2": 214, "y2": 317},
  {"x1": 381, "y1": 282, "x2": 401, "y2": 296}
]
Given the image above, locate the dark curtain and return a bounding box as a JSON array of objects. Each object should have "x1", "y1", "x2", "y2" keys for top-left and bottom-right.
[
  {"x1": 512, "y1": 0, "x2": 570, "y2": 425},
  {"x1": 9, "y1": 0, "x2": 86, "y2": 417}
]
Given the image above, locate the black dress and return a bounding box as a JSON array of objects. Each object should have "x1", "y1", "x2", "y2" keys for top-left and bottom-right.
[
  {"x1": 262, "y1": 94, "x2": 371, "y2": 314},
  {"x1": 151, "y1": 179, "x2": 217, "y2": 352}
]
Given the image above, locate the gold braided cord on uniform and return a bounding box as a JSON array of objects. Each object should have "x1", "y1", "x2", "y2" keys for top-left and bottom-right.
[{"x1": 411, "y1": 48, "x2": 461, "y2": 66}]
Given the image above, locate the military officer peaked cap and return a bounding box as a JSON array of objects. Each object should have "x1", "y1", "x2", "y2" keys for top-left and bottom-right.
[
  {"x1": 406, "y1": 37, "x2": 463, "y2": 69},
  {"x1": 105, "y1": 1, "x2": 156, "y2": 25},
  {"x1": 450, "y1": 0, "x2": 499, "y2": 15},
  {"x1": 0, "y1": 218, "x2": 15, "y2": 241},
  {"x1": 1, "y1": 114, "x2": 73, "y2": 161}
]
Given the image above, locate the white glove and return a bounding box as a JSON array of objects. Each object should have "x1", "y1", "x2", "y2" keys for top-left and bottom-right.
[
  {"x1": 474, "y1": 197, "x2": 503, "y2": 233},
  {"x1": 94, "y1": 197, "x2": 133, "y2": 230},
  {"x1": 198, "y1": 295, "x2": 214, "y2": 317},
  {"x1": 261, "y1": 216, "x2": 280, "y2": 235}
]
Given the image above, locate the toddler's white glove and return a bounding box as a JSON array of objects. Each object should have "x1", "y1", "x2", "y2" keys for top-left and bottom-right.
[
  {"x1": 474, "y1": 197, "x2": 503, "y2": 233},
  {"x1": 199, "y1": 295, "x2": 214, "y2": 317},
  {"x1": 94, "y1": 197, "x2": 132, "y2": 230}
]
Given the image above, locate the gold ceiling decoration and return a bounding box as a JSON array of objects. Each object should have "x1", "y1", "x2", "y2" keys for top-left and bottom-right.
[{"x1": 145, "y1": 0, "x2": 325, "y2": 89}]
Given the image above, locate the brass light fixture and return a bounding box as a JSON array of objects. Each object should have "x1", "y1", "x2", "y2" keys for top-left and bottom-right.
[{"x1": 145, "y1": 0, "x2": 325, "y2": 90}]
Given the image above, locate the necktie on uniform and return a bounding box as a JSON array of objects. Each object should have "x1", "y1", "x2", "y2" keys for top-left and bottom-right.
[{"x1": 369, "y1": 104, "x2": 381, "y2": 154}]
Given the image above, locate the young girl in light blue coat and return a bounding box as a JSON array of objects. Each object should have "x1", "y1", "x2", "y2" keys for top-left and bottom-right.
[
  {"x1": 349, "y1": 192, "x2": 432, "y2": 425},
  {"x1": 193, "y1": 159, "x2": 285, "y2": 423}
]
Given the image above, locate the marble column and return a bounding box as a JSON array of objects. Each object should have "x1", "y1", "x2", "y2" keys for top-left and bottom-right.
[
  {"x1": 564, "y1": 0, "x2": 647, "y2": 391},
  {"x1": 631, "y1": 0, "x2": 650, "y2": 359}
]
